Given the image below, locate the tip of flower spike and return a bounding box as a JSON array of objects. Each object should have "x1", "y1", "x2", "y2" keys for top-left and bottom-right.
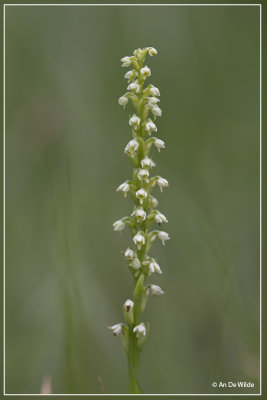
[{"x1": 148, "y1": 47, "x2": 157, "y2": 56}]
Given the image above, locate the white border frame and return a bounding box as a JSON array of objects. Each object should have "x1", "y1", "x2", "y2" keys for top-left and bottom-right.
[{"x1": 3, "y1": 3, "x2": 262, "y2": 397}]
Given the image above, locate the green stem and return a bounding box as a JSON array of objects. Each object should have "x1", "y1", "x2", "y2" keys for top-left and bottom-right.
[{"x1": 128, "y1": 329, "x2": 141, "y2": 393}]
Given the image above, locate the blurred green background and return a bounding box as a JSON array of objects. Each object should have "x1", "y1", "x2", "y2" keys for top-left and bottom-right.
[{"x1": 5, "y1": 4, "x2": 260, "y2": 394}]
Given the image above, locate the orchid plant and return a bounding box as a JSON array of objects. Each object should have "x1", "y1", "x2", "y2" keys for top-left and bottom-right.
[{"x1": 110, "y1": 46, "x2": 169, "y2": 394}]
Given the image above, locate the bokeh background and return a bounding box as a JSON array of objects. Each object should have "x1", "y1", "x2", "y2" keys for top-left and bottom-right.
[{"x1": 5, "y1": 4, "x2": 260, "y2": 394}]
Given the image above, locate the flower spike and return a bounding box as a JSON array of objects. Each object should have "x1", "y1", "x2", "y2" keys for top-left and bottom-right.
[{"x1": 111, "y1": 46, "x2": 169, "y2": 394}]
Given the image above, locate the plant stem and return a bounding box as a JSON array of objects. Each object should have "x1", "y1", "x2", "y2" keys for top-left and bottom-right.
[{"x1": 128, "y1": 328, "x2": 141, "y2": 393}]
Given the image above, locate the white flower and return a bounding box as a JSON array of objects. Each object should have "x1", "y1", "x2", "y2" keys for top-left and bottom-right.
[
  {"x1": 141, "y1": 156, "x2": 156, "y2": 169},
  {"x1": 130, "y1": 257, "x2": 141, "y2": 270},
  {"x1": 124, "y1": 299, "x2": 134, "y2": 311},
  {"x1": 149, "y1": 85, "x2": 160, "y2": 96},
  {"x1": 109, "y1": 323, "x2": 124, "y2": 335},
  {"x1": 141, "y1": 65, "x2": 151, "y2": 78},
  {"x1": 116, "y1": 181, "x2": 130, "y2": 197},
  {"x1": 149, "y1": 260, "x2": 162, "y2": 274},
  {"x1": 121, "y1": 56, "x2": 131, "y2": 67},
  {"x1": 129, "y1": 114, "x2": 141, "y2": 129},
  {"x1": 124, "y1": 247, "x2": 135, "y2": 259},
  {"x1": 147, "y1": 97, "x2": 160, "y2": 106},
  {"x1": 133, "y1": 231, "x2": 145, "y2": 249},
  {"x1": 155, "y1": 211, "x2": 168, "y2": 224},
  {"x1": 147, "y1": 284, "x2": 164, "y2": 296},
  {"x1": 149, "y1": 195, "x2": 159, "y2": 208},
  {"x1": 124, "y1": 70, "x2": 135, "y2": 80},
  {"x1": 157, "y1": 177, "x2": 169, "y2": 192},
  {"x1": 157, "y1": 231, "x2": 170, "y2": 245},
  {"x1": 148, "y1": 47, "x2": 157, "y2": 56},
  {"x1": 127, "y1": 82, "x2": 140, "y2": 93},
  {"x1": 132, "y1": 207, "x2": 146, "y2": 223},
  {"x1": 137, "y1": 168, "x2": 149, "y2": 182},
  {"x1": 154, "y1": 138, "x2": 165, "y2": 152},
  {"x1": 124, "y1": 138, "x2": 139, "y2": 156},
  {"x1": 145, "y1": 120, "x2": 157, "y2": 134},
  {"x1": 152, "y1": 106, "x2": 162, "y2": 117},
  {"x1": 136, "y1": 188, "x2": 148, "y2": 204},
  {"x1": 113, "y1": 219, "x2": 126, "y2": 231},
  {"x1": 133, "y1": 323, "x2": 146, "y2": 337},
  {"x1": 118, "y1": 96, "x2": 128, "y2": 107}
]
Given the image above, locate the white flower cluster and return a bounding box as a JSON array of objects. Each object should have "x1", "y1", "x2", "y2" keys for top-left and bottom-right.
[
  {"x1": 110, "y1": 47, "x2": 170, "y2": 362},
  {"x1": 119, "y1": 48, "x2": 163, "y2": 140}
]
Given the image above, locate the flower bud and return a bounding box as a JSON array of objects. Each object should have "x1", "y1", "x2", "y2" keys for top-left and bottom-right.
[
  {"x1": 148, "y1": 47, "x2": 157, "y2": 56},
  {"x1": 133, "y1": 48, "x2": 143, "y2": 59}
]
